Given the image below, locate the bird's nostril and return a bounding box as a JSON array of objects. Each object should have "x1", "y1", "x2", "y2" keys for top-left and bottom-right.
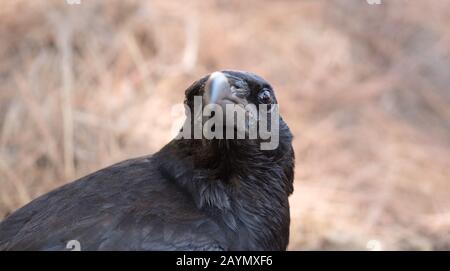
[{"x1": 231, "y1": 86, "x2": 248, "y2": 98}]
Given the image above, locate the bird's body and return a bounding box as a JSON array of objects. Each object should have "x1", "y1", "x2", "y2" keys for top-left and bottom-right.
[
  {"x1": 0, "y1": 71, "x2": 294, "y2": 251},
  {"x1": 0, "y1": 154, "x2": 226, "y2": 251}
]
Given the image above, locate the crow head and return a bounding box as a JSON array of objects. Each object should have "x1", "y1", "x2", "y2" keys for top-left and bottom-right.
[
  {"x1": 161, "y1": 71, "x2": 295, "y2": 241},
  {"x1": 202, "y1": 71, "x2": 277, "y2": 109},
  {"x1": 182, "y1": 70, "x2": 288, "y2": 151}
]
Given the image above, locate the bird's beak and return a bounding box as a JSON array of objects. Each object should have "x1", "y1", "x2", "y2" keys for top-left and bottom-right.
[{"x1": 204, "y1": 72, "x2": 233, "y2": 106}]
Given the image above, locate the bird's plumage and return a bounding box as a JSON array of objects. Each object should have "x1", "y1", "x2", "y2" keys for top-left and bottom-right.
[{"x1": 0, "y1": 70, "x2": 294, "y2": 251}]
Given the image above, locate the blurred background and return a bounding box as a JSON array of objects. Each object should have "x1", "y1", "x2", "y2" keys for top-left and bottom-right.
[{"x1": 1, "y1": 0, "x2": 450, "y2": 250}]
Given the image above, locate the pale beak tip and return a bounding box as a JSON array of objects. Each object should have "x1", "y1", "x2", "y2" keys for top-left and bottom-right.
[{"x1": 206, "y1": 71, "x2": 230, "y2": 104}]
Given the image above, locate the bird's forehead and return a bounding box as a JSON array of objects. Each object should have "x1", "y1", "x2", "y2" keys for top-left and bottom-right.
[
  {"x1": 221, "y1": 70, "x2": 270, "y2": 90},
  {"x1": 226, "y1": 76, "x2": 248, "y2": 89}
]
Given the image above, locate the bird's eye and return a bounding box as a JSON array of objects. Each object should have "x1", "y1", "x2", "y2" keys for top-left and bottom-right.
[{"x1": 258, "y1": 89, "x2": 272, "y2": 104}]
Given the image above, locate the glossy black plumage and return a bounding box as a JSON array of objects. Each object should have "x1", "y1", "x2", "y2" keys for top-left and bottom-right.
[{"x1": 0, "y1": 70, "x2": 295, "y2": 251}]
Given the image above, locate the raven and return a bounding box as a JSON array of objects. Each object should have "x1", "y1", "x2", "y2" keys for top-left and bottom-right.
[{"x1": 0, "y1": 70, "x2": 295, "y2": 251}]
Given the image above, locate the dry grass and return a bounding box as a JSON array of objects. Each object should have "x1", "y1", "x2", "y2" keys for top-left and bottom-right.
[{"x1": 0, "y1": 0, "x2": 449, "y2": 250}]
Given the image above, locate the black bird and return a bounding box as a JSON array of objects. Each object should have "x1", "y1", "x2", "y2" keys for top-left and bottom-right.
[{"x1": 0, "y1": 70, "x2": 295, "y2": 251}]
